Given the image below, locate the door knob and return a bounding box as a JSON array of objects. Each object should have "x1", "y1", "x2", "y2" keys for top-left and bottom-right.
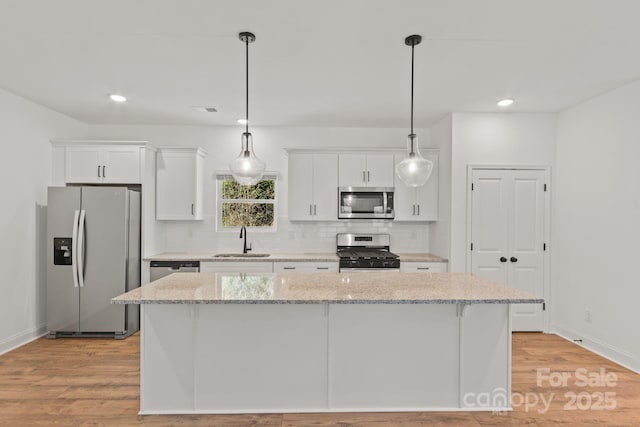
[
  {"x1": 510, "y1": 257, "x2": 518, "y2": 262},
  {"x1": 500, "y1": 257, "x2": 507, "y2": 263}
]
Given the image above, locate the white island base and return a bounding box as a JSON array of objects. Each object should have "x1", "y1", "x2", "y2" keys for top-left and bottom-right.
[{"x1": 140, "y1": 303, "x2": 511, "y2": 414}]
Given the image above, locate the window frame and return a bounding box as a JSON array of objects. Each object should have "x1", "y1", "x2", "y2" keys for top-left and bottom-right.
[{"x1": 216, "y1": 173, "x2": 278, "y2": 233}]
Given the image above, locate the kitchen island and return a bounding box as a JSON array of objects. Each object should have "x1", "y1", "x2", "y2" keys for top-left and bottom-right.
[{"x1": 112, "y1": 272, "x2": 542, "y2": 414}]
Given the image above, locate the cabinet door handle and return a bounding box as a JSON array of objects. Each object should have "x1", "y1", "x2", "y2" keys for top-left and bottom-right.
[
  {"x1": 412, "y1": 205, "x2": 415, "y2": 215},
  {"x1": 313, "y1": 204, "x2": 317, "y2": 215},
  {"x1": 102, "y1": 165, "x2": 106, "y2": 178},
  {"x1": 367, "y1": 171, "x2": 370, "y2": 182},
  {"x1": 283, "y1": 267, "x2": 296, "y2": 270},
  {"x1": 316, "y1": 267, "x2": 329, "y2": 270},
  {"x1": 97, "y1": 165, "x2": 101, "y2": 178},
  {"x1": 510, "y1": 257, "x2": 518, "y2": 263},
  {"x1": 310, "y1": 204, "x2": 313, "y2": 216},
  {"x1": 362, "y1": 171, "x2": 366, "y2": 182},
  {"x1": 500, "y1": 257, "x2": 507, "y2": 263},
  {"x1": 191, "y1": 203, "x2": 194, "y2": 215},
  {"x1": 417, "y1": 267, "x2": 430, "y2": 270},
  {"x1": 417, "y1": 204, "x2": 420, "y2": 216}
]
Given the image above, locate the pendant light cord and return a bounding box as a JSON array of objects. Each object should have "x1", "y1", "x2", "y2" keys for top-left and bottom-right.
[
  {"x1": 245, "y1": 37, "x2": 249, "y2": 135},
  {"x1": 410, "y1": 42, "x2": 414, "y2": 136}
]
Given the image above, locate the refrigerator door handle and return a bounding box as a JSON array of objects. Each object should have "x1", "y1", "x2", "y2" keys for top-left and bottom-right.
[
  {"x1": 77, "y1": 210, "x2": 86, "y2": 288},
  {"x1": 72, "y1": 210, "x2": 80, "y2": 288}
]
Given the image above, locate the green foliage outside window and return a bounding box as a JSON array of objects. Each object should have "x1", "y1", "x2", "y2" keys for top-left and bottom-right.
[
  {"x1": 222, "y1": 180, "x2": 274, "y2": 200},
  {"x1": 220, "y1": 178, "x2": 276, "y2": 228}
]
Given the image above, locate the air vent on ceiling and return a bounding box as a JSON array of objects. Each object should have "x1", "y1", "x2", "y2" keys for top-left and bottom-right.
[{"x1": 192, "y1": 106, "x2": 218, "y2": 113}]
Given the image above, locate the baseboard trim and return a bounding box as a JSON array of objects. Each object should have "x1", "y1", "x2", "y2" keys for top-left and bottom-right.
[
  {"x1": 0, "y1": 324, "x2": 47, "y2": 356},
  {"x1": 552, "y1": 325, "x2": 640, "y2": 374}
]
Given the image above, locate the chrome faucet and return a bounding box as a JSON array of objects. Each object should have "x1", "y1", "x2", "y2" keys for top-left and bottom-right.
[{"x1": 239, "y1": 226, "x2": 252, "y2": 254}]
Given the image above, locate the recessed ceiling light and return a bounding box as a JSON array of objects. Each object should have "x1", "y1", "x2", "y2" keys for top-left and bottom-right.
[
  {"x1": 497, "y1": 98, "x2": 514, "y2": 107},
  {"x1": 192, "y1": 106, "x2": 218, "y2": 113},
  {"x1": 237, "y1": 118, "x2": 248, "y2": 125},
  {"x1": 109, "y1": 94, "x2": 127, "y2": 103}
]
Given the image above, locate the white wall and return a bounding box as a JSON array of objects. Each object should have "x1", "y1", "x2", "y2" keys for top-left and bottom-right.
[
  {"x1": 553, "y1": 80, "x2": 640, "y2": 372},
  {"x1": 87, "y1": 125, "x2": 434, "y2": 254},
  {"x1": 449, "y1": 113, "x2": 557, "y2": 272},
  {"x1": 0, "y1": 88, "x2": 87, "y2": 354},
  {"x1": 429, "y1": 114, "x2": 452, "y2": 260}
]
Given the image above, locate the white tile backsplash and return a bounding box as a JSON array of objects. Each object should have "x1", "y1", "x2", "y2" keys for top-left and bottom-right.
[{"x1": 162, "y1": 217, "x2": 429, "y2": 254}]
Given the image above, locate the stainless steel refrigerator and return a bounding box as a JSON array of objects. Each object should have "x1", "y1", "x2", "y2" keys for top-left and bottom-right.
[{"x1": 46, "y1": 186, "x2": 140, "y2": 338}]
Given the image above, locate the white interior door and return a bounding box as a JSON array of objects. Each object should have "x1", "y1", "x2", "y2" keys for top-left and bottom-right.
[
  {"x1": 470, "y1": 170, "x2": 509, "y2": 285},
  {"x1": 508, "y1": 170, "x2": 545, "y2": 331},
  {"x1": 471, "y1": 168, "x2": 546, "y2": 331}
]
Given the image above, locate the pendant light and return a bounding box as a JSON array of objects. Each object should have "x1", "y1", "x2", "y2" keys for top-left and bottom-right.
[
  {"x1": 230, "y1": 31, "x2": 265, "y2": 186},
  {"x1": 395, "y1": 34, "x2": 433, "y2": 188}
]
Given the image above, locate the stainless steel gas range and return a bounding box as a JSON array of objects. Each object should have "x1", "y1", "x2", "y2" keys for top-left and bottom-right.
[{"x1": 336, "y1": 233, "x2": 400, "y2": 272}]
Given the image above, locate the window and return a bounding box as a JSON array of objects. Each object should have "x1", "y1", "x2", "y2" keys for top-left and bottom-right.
[{"x1": 217, "y1": 174, "x2": 277, "y2": 230}]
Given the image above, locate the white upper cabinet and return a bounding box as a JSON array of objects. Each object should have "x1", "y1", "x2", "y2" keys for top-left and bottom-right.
[
  {"x1": 65, "y1": 145, "x2": 142, "y2": 184},
  {"x1": 337, "y1": 154, "x2": 366, "y2": 187},
  {"x1": 364, "y1": 154, "x2": 395, "y2": 187},
  {"x1": 102, "y1": 146, "x2": 142, "y2": 183},
  {"x1": 338, "y1": 153, "x2": 394, "y2": 187},
  {"x1": 393, "y1": 149, "x2": 439, "y2": 221},
  {"x1": 312, "y1": 154, "x2": 339, "y2": 220},
  {"x1": 288, "y1": 153, "x2": 338, "y2": 221},
  {"x1": 288, "y1": 148, "x2": 438, "y2": 222},
  {"x1": 156, "y1": 147, "x2": 207, "y2": 220}
]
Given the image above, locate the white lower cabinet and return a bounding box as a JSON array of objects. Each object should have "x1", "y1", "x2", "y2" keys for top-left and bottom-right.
[
  {"x1": 329, "y1": 304, "x2": 459, "y2": 408},
  {"x1": 273, "y1": 262, "x2": 339, "y2": 273},
  {"x1": 200, "y1": 261, "x2": 273, "y2": 273},
  {"x1": 400, "y1": 262, "x2": 448, "y2": 273},
  {"x1": 193, "y1": 304, "x2": 328, "y2": 411},
  {"x1": 141, "y1": 302, "x2": 511, "y2": 413},
  {"x1": 201, "y1": 262, "x2": 339, "y2": 273},
  {"x1": 141, "y1": 305, "x2": 194, "y2": 412}
]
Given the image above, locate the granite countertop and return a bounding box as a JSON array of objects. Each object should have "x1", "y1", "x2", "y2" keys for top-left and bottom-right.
[
  {"x1": 146, "y1": 252, "x2": 339, "y2": 262},
  {"x1": 397, "y1": 253, "x2": 447, "y2": 262},
  {"x1": 112, "y1": 272, "x2": 541, "y2": 305},
  {"x1": 146, "y1": 252, "x2": 448, "y2": 263}
]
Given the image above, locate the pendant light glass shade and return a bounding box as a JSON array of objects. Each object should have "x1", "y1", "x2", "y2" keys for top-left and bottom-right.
[
  {"x1": 230, "y1": 31, "x2": 265, "y2": 186},
  {"x1": 395, "y1": 34, "x2": 433, "y2": 188},
  {"x1": 395, "y1": 134, "x2": 433, "y2": 187},
  {"x1": 230, "y1": 131, "x2": 265, "y2": 186}
]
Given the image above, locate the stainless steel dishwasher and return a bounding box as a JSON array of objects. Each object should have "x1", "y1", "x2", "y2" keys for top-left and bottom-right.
[{"x1": 150, "y1": 261, "x2": 200, "y2": 281}]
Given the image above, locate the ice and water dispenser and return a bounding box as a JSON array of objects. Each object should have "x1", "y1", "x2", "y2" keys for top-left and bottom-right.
[{"x1": 53, "y1": 237, "x2": 72, "y2": 265}]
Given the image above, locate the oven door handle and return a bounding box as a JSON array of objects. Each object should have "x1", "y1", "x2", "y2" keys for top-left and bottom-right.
[{"x1": 340, "y1": 268, "x2": 400, "y2": 273}]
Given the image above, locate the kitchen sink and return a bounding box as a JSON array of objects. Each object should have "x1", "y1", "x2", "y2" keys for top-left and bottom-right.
[{"x1": 213, "y1": 253, "x2": 271, "y2": 258}]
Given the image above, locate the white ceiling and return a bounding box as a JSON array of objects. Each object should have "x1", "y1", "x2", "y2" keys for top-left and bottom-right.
[{"x1": 1, "y1": 0, "x2": 640, "y2": 128}]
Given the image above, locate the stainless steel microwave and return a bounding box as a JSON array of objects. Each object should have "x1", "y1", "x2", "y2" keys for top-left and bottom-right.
[{"x1": 338, "y1": 187, "x2": 394, "y2": 219}]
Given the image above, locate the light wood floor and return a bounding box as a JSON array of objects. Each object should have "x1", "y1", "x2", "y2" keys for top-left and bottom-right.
[{"x1": 0, "y1": 333, "x2": 638, "y2": 426}]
